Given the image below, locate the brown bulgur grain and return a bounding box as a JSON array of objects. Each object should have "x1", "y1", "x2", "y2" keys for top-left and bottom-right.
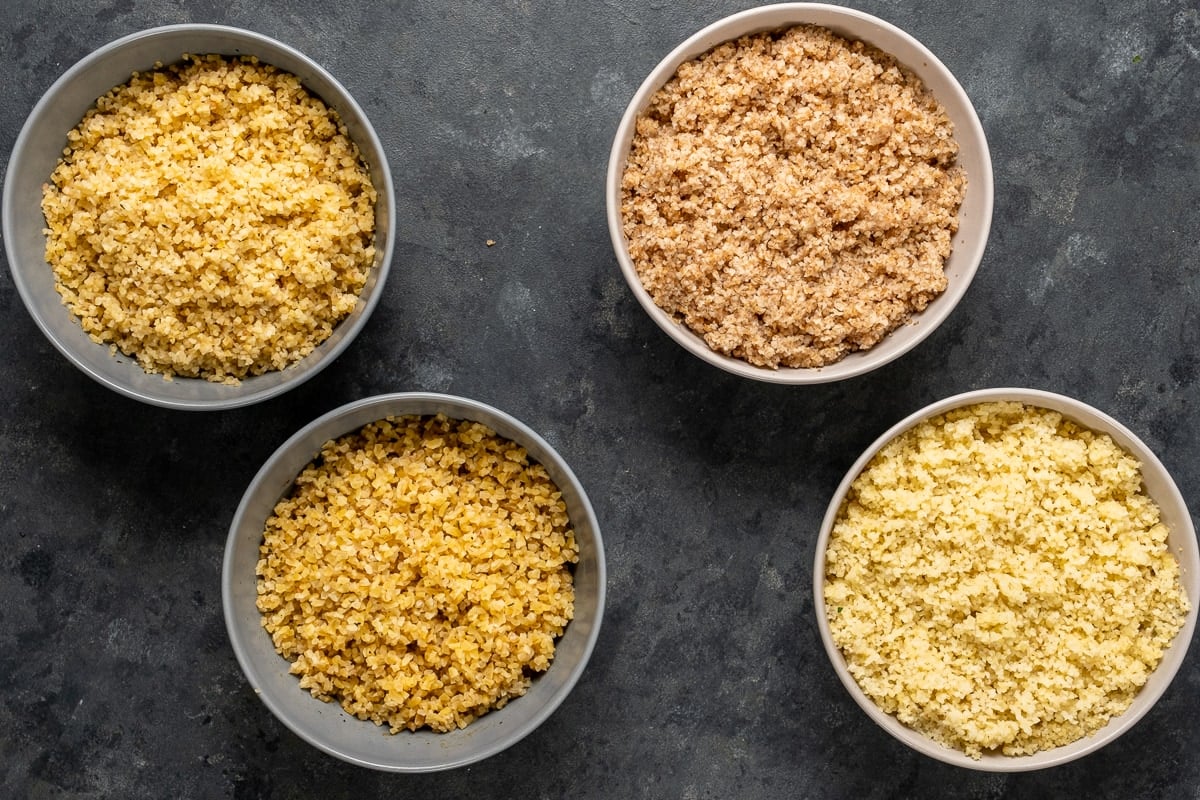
[
  {"x1": 256, "y1": 414, "x2": 578, "y2": 733},
  {"x1": 41, "y1": 54, "x2": 377, "y2": 383},
  {"x1": 620, "y1": 25, "x2": 965, "y2": 368},
  {"x1": 824, "y1": 402, "x2": 1188, "y2": 757}
]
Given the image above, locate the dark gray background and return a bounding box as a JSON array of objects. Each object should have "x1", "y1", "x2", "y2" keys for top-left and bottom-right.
[{"x1": 3, "y1": 1, "x2": 1199, "y2": 798}]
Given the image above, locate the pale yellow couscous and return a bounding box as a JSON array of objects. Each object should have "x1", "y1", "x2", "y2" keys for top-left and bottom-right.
[
  {"x1": 41, "y1": 54, "x2": 377, "y2": 383},
  {"x1": 256, "y1": 414, "x2": 578, "y2": 733},
  {"x1": 824, "y1": 401, "x2": 1188, "y2": 758},
  {"x1": 621, "y1": 25, "x2": 965, "y2": 369}
]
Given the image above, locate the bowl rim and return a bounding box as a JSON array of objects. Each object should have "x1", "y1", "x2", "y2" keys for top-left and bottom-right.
[
  {"x1": 221, "y1": 391, "x2": 607, "y2": 772},
  {"x1": 812, "y1": 387, "x2": 1200, "y2": 771},
  {"x1": 605, "y1": 2, "x2": 995, "y2": 385},
  {"x1": 1, "y1": 23, "x2": 396, "y2": 410}
]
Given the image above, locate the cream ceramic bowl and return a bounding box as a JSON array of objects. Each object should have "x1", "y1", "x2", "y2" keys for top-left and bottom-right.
[
  {"x1": 223, "y1": 393, "x2": 606, "y2": 772},
  {"x1": 813, "y1": 388, "x2": 1199, "y2": 770},
  {"x1": 2, "y1": 24, "x2": 395, "y2": 409},
  {"x1": 606, "y1": 3, "x2": 993, "y2": 384}
]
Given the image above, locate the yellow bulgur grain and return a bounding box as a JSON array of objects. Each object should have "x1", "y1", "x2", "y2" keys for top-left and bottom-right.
[
  {"x1": 621, "y1": 25, "x2": 965, "y2": 369},
  {"x1": 41, "y1": 54, "x2": 377, "y2": 383},
  {"x1": 824, "y1": 401, "x2": 1188, "y2": 758},
  {"x1": 256, "y1": 414, "x2": 578, "y2": 733}
]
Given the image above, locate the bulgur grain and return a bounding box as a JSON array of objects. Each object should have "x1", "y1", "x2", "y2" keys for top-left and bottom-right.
[
  {"x1": 256, "y1": 414, "x2": 578, "y2": 733},
  {"x1": 41, "y1": 54, "x2": 377, "y2": 383},
  {"x1": 824, "y1": 402, "x2": 1188, "y2": 757},
  {"x1": 621, "y1": 25, "x2": 965, "y2": 368}
]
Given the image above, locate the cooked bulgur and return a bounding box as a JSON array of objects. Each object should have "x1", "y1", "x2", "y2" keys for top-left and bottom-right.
[
  {"x1": 824, "y1": 401, "x2": 1188, "y2": 758},
  {"x1": 256, "y1": 414, "x2": 578, "y2": 733},
  {"x1": 620, "y1": 25, "x2": 965, "y2": 369},
  {"x1": 41, "y1": 54, "x2": 376, "y2": 383}
]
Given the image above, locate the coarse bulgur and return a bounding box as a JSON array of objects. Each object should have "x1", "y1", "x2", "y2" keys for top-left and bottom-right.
[
  {"x1": 41, "y1": 54, "x2": 377, "y2": 383},
  {"x1": 256, "y1": 414, "x2": 578, "y2": 733},
  {"x1": 824, "y1": 401, "x2": 1188, "y2": 758},
  {"x1": 620, "y1": 25, "x2": 965, "y2": 369}
]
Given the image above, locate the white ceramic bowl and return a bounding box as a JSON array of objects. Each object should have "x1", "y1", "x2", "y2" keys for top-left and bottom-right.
[
  {"x1": 813, "y1": 388, "x2": 1199, "y2": 770},
  {"x1": 222, "y1": 393, "x2": 606, "y2": 772},
  {"x1": 606, "y1": 3, "x2": 993, "y2": 384},
  {"x1": 2, "y1": 24, "x2": 395, "y2": 410}
]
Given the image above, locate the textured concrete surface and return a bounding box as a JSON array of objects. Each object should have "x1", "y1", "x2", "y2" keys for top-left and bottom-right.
[{"x1": 2, "y1": 1, "x2": 1200, "y2": 797}]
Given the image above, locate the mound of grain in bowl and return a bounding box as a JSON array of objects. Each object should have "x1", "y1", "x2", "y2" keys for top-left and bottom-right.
[
  {"x1": 256, "y1": 414, "x2": 577, "y2": 733},
  {"x1": 824, "y1": 401, "x2": 1188, "y2": 758},
  {"x1": 621, "y1": 25, "x2": 965, "y2": 369},
  {"x1": 40, "y1": 54, "x2": 376, "y2": 383}
]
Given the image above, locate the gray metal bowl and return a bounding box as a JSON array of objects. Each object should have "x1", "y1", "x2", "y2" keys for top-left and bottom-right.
[
  {"x1": 2, "y1": 24, "x2": 395, "y2": 410},
  {"x1": 222, "y1": 393, "x2": 606, "y2": 771}
]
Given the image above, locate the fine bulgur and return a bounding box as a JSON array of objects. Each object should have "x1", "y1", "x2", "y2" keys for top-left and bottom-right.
[
  {"x1": 621, "y1": 25, "x2": 965, "y2": 368},
  {"x1": 41, "y1": 54, "x2": 377, "y2": 383},
  {"x1": 256, "y1": 414, "x2": 578, "y2": 733},
  {"x1": 824, "y1": 402, "x2": 1188, "y2": 758}
]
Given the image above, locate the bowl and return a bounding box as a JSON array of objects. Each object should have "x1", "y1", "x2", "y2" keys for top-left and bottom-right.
[
  {"x1": 606, "y1": 3, "x2": 993, "y2": 384},
  {"x1": 813, "y1": 388, "x2": 1199, "y2": 770},
  {"x1": 222, "y1": 392, "x2": 606, "y2": 772},
  {"x1": 2, "y1": 24, "x2": 395, "y2": 410}
]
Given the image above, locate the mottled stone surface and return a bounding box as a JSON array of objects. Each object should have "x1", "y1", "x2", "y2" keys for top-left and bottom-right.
[{"x1": 2, "y1": 1, "x2": 1199, "y2": 797}]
